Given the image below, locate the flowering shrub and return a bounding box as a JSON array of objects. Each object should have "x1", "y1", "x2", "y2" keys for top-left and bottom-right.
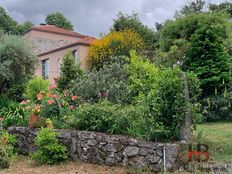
[
  {"x1": 20, "y1": 83, "x2": 79, "y2": 128},
  {"x1": 88, "y1": 29, "x2": 144, "y2": 69}
]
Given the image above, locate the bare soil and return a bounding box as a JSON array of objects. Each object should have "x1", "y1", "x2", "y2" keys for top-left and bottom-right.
[{"x1": 0, "y1": 156, "x2": 152, "y2": 174}]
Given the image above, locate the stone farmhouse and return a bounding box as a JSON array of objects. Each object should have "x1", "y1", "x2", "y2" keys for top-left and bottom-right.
[{"x1": 23, "y1": 24, "x2": 96, "y2": 83}]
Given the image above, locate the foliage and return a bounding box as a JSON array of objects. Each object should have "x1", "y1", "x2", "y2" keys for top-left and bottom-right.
[
  {"x1": 69, "y1": 52, "x2": 201, "y2": 141},
  {"x1": 0, "y1": 6, "x2": 18, "y2": 34},
  {"x1": 0, "y1": 6, "x2": 33, "y2": 35},
  {"x1": 202, "y1": 88, "x2": 232, "y2": 121},
  {"x1": 112, "y1": 12, "x2": 158, "y2": 50},
  {"x1": 209, "y1": 2, "x2": 232, "y2": 18},
  {"x1": 182, "y1": 15, "x2": 232, "y2": 96},
  {"x1": 17, "y1": 21, "x2": 34, "y2": 34},
  {"x1": 0, "y1": 132, "x2": 16, "y2": 157},
  {"x1": 57, "y1": 51, "x2": 82, "y2": 91},
  {"x1": 125, "y1": 51, "x2": 202, "y2": 139},
  {"x1": 0, "y1": 101, "x2": 28, "y2": 129},
  {"x1": 158, "y1": 13, "x2": 231, "y2": 96},
  {"x1": 45, "y1": 12, "x2": 73, "y2": 30},
  {"x1": 72, "y1": 57, "x2": 130, "y2": 104},
  {"x1": 88, "y1": 29, "x2": 144, "y2": 69},
  {"x1": 178, "y1": 0, "x2": 205, "y2": 16},
  {"x1": 24, "y1": 77, "x2": 49, "y2": 101},
  {"x1": 31, "y1": 128, "x2": 67, "y2": 165},
  {"x1": 0, "y1": 34, "x2": 37, "y2": 96}
]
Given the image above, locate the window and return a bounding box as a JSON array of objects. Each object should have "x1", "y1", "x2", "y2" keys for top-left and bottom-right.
[
  {"x1": 73, "y1": 49, "x2": 79, "y2": 64},
  {"x1": 42, "y1": 59, "x2": 49, "y2": 79}
]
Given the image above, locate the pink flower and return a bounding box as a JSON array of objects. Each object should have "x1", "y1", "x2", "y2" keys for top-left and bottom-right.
[
  {"x1": 47, "y1": 100, "x2": 54, "y2": 105},
  {"x1": 70, "y1": 105, "x2": 74, "y2": 110},
  {"x1": 37, "y1": 93, "x2": 42, "y2": 100},
  {"x1": 20, "y1": 100, "x2": 27, "y2": 104},
  {"x1": 0, "y1": 117, "x2": 4, "y2": 121},
  {"x1": 72, "y1": 96, "x2": 78, "y2": 101}
]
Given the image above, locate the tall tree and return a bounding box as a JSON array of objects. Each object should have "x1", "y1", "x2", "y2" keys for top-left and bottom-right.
[
  {"x1": 45, "y1": 12, "x2": 73, "y2": 30},
  {"x1": 0, "y1": 34, "x2": 37, "y2": 97},
  {"x1": 18, "y1": 21, "x2": 34, "y2": 34},
  {"x1": 112, "y1": 12, "x2": 158, "y2": 50},
  {"x1": 0, "y1": 6, "x2": 18, "y2": 34},
  {"x1": 209, "y1": 2, "x2": 232, "y2": 18},
  {"x1": 178, "y1": 0, "x2": 205, "y2": 16},
  {"x1": 158, "y1": 13, "x2": 232, "y2": 96}
]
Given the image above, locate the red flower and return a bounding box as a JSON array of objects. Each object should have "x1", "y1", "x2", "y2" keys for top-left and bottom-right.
[
  {"x1": 47, "y1": 100, "x2": 55, "y2": 105},
  {"x1": 72, "y1": 96, "x2": 78, "y2": 101},
  {"x1": 101, "y1": 92, "x2": 109, "y2": 97}
]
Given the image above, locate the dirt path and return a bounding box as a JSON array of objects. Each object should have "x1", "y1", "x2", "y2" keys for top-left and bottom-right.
[{"x1": 0, "y1": 156, "x2": 149, "y2": 174}]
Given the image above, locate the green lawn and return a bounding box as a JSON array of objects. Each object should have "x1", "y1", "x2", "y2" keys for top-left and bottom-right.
[{"x1": 197, "y1": 122, "x2": 232, "y2": 163}]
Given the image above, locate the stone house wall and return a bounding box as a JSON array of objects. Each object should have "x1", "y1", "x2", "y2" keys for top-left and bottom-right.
[{"x1": 8, "y1": 127, "x2": 181, "y2": 172}]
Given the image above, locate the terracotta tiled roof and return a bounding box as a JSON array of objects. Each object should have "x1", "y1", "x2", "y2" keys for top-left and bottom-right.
[
  {"x1": 38, "y1": 36, "x2": 97, "y2": 56},
  {"x1": 27, "y1": 24, "x2": 86, "y2": 37}
]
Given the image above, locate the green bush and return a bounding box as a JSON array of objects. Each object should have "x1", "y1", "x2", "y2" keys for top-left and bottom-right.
[
  {"x1": 72, "y1": 57, "x2": 130, "y2": 104},
  {"x1": 0, "y1": 132, "x2": 16, "y2": 157},
  {"x1": 0, "y1": 101, "x2": 28, "y2": 128},
  {"x1": 202, "y1": 88, "x2": 232, "y2": 121},
  {"x1": 31, "y1": 128, "x2": 67, "y2": 165},
  {"x1": 67, "y1": 52, "x2": 201, "y2": 141},
  {"x1": 65, "y1": 101, "x2": 173, "y2": 141},
  {"x1": 24, "y1": 77, "x2": 49, "y2": 101}
]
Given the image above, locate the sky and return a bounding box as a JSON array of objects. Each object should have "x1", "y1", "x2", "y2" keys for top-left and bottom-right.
[{"x1": 0, "y1": 0, "x2": 224, "y2": 37}]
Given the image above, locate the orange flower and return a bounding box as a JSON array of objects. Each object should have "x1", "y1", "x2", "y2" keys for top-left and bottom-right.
[
  {"x1": 52, "y1": 94, "x2": 59, "y2": 98},
  {"x1": 72, "y1": 96, "x2": 78, "y2": 101},
  {"x1": 48, "y1": 84, "x2": 57, "y2": 90},
  {"x1": 47, "y1": 100, "x2": 55, "y2": 105}
]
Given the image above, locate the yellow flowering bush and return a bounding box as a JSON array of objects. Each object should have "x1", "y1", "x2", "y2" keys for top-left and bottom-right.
[{"x1": 88, "y1": 29, "x2": 144, "y2": 69}]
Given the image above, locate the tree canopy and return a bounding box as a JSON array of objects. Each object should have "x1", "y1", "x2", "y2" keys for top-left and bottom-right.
[
  {"x1": 45, "y1": 12, "x2": 73, "y2": 30},
  {"x1": 158, "y1": 13, "x2": 232, "y2": 96},
  {"x1": 112, "y1": 12, "x2": 158, "y2": 50},
  {"x1": 88, "y1": 29, "x2": 144, "y2": 70},
  {"x1": 0, "y1": 34, "x2": 37, "y2": 96},
  {"x1": 0, "y1": 6, "x2": 33, "y2": 34}
]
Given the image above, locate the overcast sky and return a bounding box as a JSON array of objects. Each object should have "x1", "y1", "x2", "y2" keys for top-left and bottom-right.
[{"x1": 0, "y1": 0, "x2": 224, "y2": 37}]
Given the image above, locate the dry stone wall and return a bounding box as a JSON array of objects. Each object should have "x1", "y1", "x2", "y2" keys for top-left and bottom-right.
[{"x1": 8, "y1": 127, "x2": 181, "y2": 172}]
